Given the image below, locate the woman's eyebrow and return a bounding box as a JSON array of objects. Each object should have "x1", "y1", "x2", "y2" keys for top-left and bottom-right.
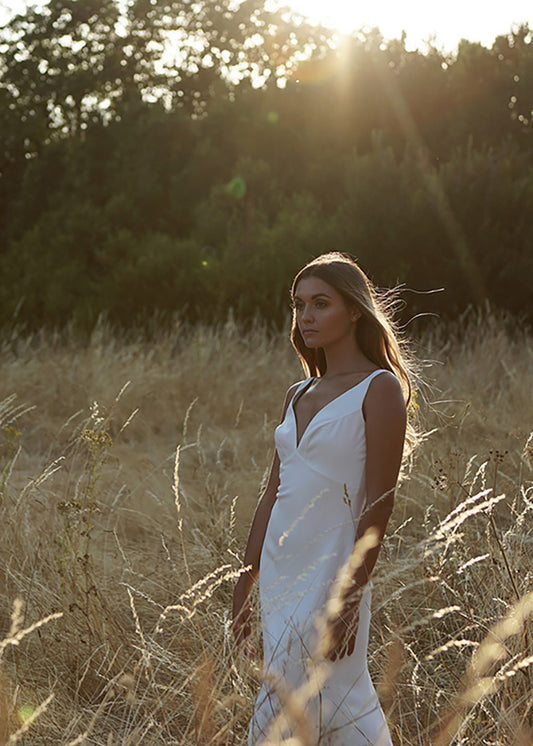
[{"x1": 293, "y1": 292, "x2": 332, "y2": 301}]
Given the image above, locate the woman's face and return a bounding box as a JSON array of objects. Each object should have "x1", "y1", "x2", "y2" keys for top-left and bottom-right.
[{"x1": 293, "y1": 276, "x2": 357, "y2": 350}]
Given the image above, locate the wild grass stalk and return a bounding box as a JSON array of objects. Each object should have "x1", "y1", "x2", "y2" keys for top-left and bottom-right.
[{"x1": 0, "y1": 310, "x2": 531, "y2": 743}]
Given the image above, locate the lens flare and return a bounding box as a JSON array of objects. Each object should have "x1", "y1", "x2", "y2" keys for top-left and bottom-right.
[
  {"x1": 225, "y1": 176, "x2": 247, "y2": 199},
  {"x1": 17, "y1": 704, "x2": 34, "y2": 724}
]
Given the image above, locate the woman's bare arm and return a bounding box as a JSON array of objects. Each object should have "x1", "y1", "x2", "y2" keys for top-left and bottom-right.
[
  {"x1": 357, "y1": 371, "x2": 406, "y2": 578},
  {"x1": 327, "y1": 372, "x2": 406, "y2": 660},
  {"x1": 232, "y1": 383, "x2": 299, "y2": 643}
]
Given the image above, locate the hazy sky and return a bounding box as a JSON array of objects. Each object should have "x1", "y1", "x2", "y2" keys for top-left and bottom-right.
[
  {"x1": 1, "y1": 0, "x2": 532, "y2": 54},
  {"x1": 269, "y1": 0, "x2": 532, "y2": 52}
]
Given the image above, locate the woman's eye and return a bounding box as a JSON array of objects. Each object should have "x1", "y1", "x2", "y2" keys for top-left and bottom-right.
[{"x1": 315, "y1": 301, "x2": 327, "y2": 309}]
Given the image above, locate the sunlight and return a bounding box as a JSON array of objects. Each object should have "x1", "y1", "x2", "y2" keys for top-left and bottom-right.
[{"x1": 271, "y1": 0, "x2": 533, "y2": 51}]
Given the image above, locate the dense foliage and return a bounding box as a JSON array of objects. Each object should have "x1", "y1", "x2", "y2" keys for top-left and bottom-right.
[{"x1": 1, "y1": 1, "x2": 532, "y2": 329}]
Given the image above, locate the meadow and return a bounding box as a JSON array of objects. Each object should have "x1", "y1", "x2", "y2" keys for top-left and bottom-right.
[{"x1": 0, "y1": 310, "x2": 532, "y2": 745}]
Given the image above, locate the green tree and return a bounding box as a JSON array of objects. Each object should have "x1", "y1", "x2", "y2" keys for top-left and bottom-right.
[
  {"x1": 1, "y1": 0, "x2": 123, "y2": 147},
  {"x1": 493, "y1": 24, "x2": 533, "y2": 135}
]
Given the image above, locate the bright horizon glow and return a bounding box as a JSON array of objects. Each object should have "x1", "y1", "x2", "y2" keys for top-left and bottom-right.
[
  {"x1": 1, "y1": 1, "x2": 531, "y2": 58},
  {"x1": 270, "y1": 0, "x2": 533, "y2": 53}
]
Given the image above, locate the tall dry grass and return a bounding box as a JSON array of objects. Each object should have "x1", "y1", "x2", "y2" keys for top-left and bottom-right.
[{"x1": 0, "y1": 310, "x2": 532, "y2": 744}]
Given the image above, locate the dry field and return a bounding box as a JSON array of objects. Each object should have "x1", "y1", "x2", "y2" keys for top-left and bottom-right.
[{"x1": 0, "y1": 311, "x2": 532, "y2": 745}]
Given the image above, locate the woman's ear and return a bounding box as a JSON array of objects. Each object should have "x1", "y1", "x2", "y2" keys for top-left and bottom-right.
[{"x1": 350, "y1": 308, "x2": 361, "y2": 322}]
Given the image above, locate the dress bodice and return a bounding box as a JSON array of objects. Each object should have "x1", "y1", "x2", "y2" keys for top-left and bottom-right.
[{"x1": 275, "y1": 370, "x2": 388, "y2": 489}]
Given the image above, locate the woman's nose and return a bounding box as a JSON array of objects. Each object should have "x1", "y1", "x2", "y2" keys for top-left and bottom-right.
[{"x1": 301, "y1": 304, "x2": 314, "y2": 322}]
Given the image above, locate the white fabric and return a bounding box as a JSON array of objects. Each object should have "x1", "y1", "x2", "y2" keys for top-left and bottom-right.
[{"x1": 249, "y1": 370, "x2": 393, "y2": 745}]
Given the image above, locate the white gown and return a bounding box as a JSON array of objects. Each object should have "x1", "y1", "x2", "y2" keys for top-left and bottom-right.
[{"x1": 249, "y1": 370, "x2": 392, "y2": 745}]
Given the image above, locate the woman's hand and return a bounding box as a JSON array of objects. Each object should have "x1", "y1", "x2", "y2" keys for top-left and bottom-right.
[
  {"x1": 232, "y1": 594, "x2": 253, "y2": 643},
  {"x1": 323, "y1": 602, "x2": 360, "y2": 662},
  {"x1": 232, "y1": 577, "x2": 256, "y2": 655}
]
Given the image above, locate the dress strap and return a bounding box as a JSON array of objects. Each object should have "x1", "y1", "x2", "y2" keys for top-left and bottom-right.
[
  {"x1": 290, "y1": 377, "x2": 314, "y2": 406},
  {"x1": 359, "y1": 369, "x2": 390, "y2": 398},
  {"x1": 366, "y1": 368, "x2": 390, "y2": 383}
]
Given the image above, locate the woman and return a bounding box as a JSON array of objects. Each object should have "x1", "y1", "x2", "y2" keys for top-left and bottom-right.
[{"x1": 233, "y1": 252, "x2": 411, "y2": 745}]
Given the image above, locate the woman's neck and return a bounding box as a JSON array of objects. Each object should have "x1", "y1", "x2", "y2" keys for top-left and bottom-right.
[{"x1": 321, "y1": 341, "x2": 371, "y2": 379}]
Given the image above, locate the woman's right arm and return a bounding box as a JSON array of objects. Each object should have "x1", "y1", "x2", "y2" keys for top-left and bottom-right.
[{"x1": 232, "y1": 384, "x2": 298, "y2": 644}]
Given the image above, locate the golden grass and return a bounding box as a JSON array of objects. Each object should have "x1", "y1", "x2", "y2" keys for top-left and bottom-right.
[{"x1": 0, "y1": 310, "x2": 532, "y2": 744}]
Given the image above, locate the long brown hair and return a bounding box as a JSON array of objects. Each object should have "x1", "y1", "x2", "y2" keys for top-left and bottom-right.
[{"x1": 290, "y1": 252, "x2": 414, "y2": 406}]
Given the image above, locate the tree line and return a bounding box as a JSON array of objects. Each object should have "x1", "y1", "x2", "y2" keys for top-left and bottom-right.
[{"x1": 1, "y1": 0, "x2": 532, "y2": 331}]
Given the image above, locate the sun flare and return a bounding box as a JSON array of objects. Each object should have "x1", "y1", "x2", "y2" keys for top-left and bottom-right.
[{"x1": 271, "y1": 0, "x2": 533, "y2": 52}]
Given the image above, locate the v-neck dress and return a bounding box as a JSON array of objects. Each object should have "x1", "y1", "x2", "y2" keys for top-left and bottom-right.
[{"x1": 249, "y1": 370, "x2": 392, "y2": 745}]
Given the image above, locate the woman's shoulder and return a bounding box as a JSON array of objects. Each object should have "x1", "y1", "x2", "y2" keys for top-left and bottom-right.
[
  {"x1": 289, "y1": 377, "x2": 313, "y2": 392},
  {"x1": 369, "y1": 368, "x2": 400, "y2": 384},
  {"x1": 364, "y1": 370, "x2": 406, "y2": 417},
  {"x1": 367, "y1": 369, "x2": 404, "y2": 395},
  {"x1": 285, "y1": 378, "x2": 309, "y2": 402},
  {"x1": 280, "y1": 378, "x2": 311, "y2": 418}
]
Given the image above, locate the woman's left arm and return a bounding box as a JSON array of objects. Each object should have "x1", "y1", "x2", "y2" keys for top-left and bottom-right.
[{"x1": 326, "y1": 372, "x2": 407, "y2": 660}]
